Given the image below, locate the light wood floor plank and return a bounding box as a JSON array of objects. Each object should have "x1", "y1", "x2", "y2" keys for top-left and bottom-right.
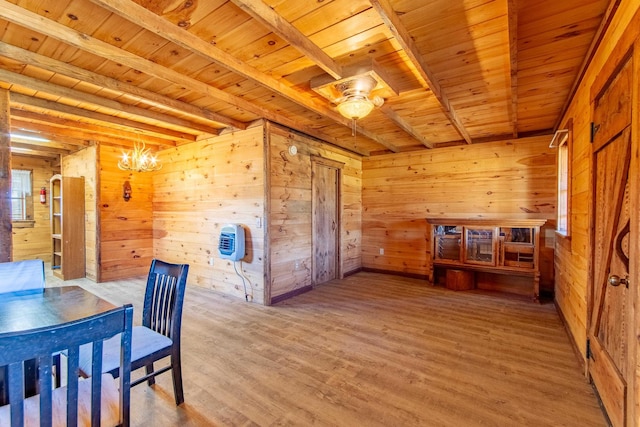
[{"x1": 47, "y1": 270, "x2": 606, "y2": 426}]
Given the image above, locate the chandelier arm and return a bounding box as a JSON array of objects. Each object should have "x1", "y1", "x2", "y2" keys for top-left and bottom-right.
[{"x1": 118, "y1": 140, "x2": 162, "y2": 172}]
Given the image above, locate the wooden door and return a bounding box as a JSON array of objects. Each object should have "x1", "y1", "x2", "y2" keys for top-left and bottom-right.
[
  {"x1": 588, "y1": 53, "x2": 633, "y2": 427},
  {"x1": 312, "y1": 157, "x2": 341, "y2": 285}
]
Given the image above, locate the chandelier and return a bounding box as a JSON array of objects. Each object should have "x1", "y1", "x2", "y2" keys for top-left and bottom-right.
[{"x1": 117, "y1": 141, "x2": 162, "y2": 172}]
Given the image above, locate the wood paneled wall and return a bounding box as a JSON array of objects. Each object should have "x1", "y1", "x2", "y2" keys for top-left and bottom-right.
[
  {"x1": 62, "y1": 145, "x2": 97, "y2": 280},
  {"x1": 266, "y1": 123, "x2": 362, "y2": 302},
  {"x1": 11, "y1": 154, "x2": 58, "y2": 262},
  {"x1": 362, "y1": 136, "x2": 557, "y2": 287},
  {"x1": 99, "y1": 144, "x2": 153, "y2": 282},
  {"x1": 152, "y1": 125, "x2": 266, "y2": 304},
  {"x1": 555, "y1": 2, "x2": 640, "y2": 365}
]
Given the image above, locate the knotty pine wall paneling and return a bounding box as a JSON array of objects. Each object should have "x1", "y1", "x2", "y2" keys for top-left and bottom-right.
[
  {"x1": 10, "y1": 154, "x2": 58, "y2": 262},
  {"x1": 62, "y1": 145, "x2": 98, "y2": 281},
  {"x1": 99, "y1": 144, "x2": 153, "y2": 282},
  {"x1": 362, "y1": 136, "x2": 557, "y2": 288},
  {"x1": 153, "y1": 125, "x2": 266, "y2": 304},
  {"x1": 554, "y1": 1, "x2": 640, "y2": 367},
  {"x1": 266, "y1": 122, "x2": 362, "y2": 302}
]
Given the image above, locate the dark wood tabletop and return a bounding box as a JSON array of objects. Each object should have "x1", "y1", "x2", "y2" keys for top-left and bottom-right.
[
  {"x1": 0, "y1": 286, "x2": 116, "y2": 334},
  {"x1": 0, "y1": 286, "x2": 117, "y2": 405}
]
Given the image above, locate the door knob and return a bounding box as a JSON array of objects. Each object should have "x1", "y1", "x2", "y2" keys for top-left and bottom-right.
[{"x1": 608, "y1": 274, "x2": 629, "y2": 287}]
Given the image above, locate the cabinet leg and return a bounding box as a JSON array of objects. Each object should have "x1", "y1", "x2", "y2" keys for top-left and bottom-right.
[{"x1": 533, "y1": 274, "x2": 540, "y2": 303}]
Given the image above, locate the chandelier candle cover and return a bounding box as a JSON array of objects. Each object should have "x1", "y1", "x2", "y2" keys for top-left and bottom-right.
[{"x1": 118, "y1": 141, "x2": 162, "y2": 172}]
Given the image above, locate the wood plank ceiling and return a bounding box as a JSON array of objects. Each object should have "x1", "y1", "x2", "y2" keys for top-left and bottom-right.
[{"x1": 0, "y1": 0, "x2": 613, "y2": 159}]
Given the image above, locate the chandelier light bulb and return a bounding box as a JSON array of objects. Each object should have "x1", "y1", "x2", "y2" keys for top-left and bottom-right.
[{"x1": 118, "y1": 140, "x2": 162, "y2": 172}]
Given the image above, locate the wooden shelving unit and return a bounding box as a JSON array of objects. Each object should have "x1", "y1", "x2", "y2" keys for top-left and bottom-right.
[
  {"x1": 50, "y1": 174, "x2": 85, "y2": 280},
  {"x1": 428, "y1": 218, "x2": 546, "y2": 301}
]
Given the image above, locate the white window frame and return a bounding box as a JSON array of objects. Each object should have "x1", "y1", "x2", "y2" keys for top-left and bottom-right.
[
  {"x1": 11, "y1": 169, "x2": 34, "y2": 221},
  {"x1": 555, "y1": 122, "x2": 572, "y2": 237}
]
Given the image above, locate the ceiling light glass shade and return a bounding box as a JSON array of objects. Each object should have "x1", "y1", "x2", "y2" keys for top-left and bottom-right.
[
  {"x1": 336, "y1": 96, "x2": 375, "y2": 120},
  {"x1": 117, "y1": 141, "x2": 162, "y2": 172}
]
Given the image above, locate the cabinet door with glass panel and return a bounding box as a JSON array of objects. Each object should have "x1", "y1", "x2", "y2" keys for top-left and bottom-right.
[
  {"x1": 463, "y1": 227, "x2": 497, "y2": 266},
  {"x1": 433, "y1": 225, "x2": 463, "y2": 263}
]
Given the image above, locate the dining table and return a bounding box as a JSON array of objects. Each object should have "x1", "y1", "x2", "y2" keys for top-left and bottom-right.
[{"x1": 0, "y1": 286, "x2": 117, "y2": 406}]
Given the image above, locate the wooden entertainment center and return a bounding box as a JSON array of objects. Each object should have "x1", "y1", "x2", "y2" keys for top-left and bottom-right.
[{"x1": 427, "y1": 218, "x2": 547, "y2": 302}]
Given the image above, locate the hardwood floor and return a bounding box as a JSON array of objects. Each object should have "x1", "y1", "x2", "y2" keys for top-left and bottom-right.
[{"x1": 47, "y1": 270, "x2": 606, "y2": 426}]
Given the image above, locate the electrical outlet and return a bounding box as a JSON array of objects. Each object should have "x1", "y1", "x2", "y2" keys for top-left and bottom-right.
[
  {"x1": 256, "y1": 217, "x2": 262, "y2": 228},
  {"x1": 379, "y1": 248, "x2": 384, "y2": 255},
  {"x1": 208, "y1": 257, "x2": 214, "y2": 266},
  {"x1": 294, "y1": 260, "x2": 300, "y2": 270}
]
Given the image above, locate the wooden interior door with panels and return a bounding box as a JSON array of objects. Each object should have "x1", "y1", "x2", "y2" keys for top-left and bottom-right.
[
  {"x1": 311, "y1": 156, "x2": 343, "y2": 285},
  {"x1": 587, "y1": 43, "x2": 637, "y2": 427}
]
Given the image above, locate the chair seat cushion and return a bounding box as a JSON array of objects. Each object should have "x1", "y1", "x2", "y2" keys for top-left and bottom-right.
[
  {"x1": 79, "y1": 326, "x2": 172, "y2": 376},
  {"x1": 0, "y1": 373, "x2": 120, "y2": 427}
]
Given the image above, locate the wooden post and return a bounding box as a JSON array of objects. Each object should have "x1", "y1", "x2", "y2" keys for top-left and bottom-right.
[{"x1": 0, "y1": 88, "x2": 11, "y2": 262}]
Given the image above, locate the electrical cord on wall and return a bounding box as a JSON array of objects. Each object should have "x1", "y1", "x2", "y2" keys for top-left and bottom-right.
[{"x1": 233, "y1": 261, "x2": 251, "y2": 302}]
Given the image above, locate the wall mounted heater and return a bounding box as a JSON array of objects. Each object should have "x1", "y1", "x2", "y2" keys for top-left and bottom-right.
[{"x1": 218, "y1": 224, "x2": 245, "y2": 261}]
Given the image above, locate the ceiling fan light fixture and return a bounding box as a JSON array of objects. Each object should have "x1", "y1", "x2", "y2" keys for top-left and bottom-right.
[
  {"x1": 336, "y1": 95, "x2": 375, "y2": 119},
  {"x1": 335, "y1": 75, "x2": 381, "y2": 121}
]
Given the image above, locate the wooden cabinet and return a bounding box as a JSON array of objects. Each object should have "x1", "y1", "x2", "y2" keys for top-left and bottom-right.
[
  {"x1": 50, "y1": 174, "x2": 85, "y2": 280},
  {"x1": 428, "y1": 218, "x2": 546, "y2": 301}
]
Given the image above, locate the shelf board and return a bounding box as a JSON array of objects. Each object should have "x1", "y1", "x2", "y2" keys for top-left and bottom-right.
[{"x1": 427, "y1": 218, "x2": 546, "y2": 227}]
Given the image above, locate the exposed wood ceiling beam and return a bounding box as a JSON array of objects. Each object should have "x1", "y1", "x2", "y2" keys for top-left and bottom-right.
[
  {"x1": 87, "y1": 0, "x2": 396, "y2": 152},
  {"x1": 0, "y1": 0, "x2": 374, "y2": 155},
  {"x1": 229, "y1": 0, "x2": 343, "y2": 80},
  {"x1": 10, "y1": 95, "x2": 181, "y2": 146},
  {"x1": 10, "y1": 109, "x2": 174, "y2": 148},
  {"x1": 379, "y1": 105, "x2": 433, "y2": 149},
  {"x1": 9, "y1": 141, "x2": 70, "y2": 156},
  {"x1": 370, "y1": 0, "x2": 473, "y2": 145},
  {"x1": 0, "y1": 42, "x2": 247, "y2": 131},
  {"x1": 0, "y1": 2, "x2": 282, "y2": 121},
  {"x1": 9, "y1": 122, "x2": 91, "y2": 150},
  {"x1": 12, "y1": 117, "x2": 171, "y2": 151},
  {"x1": 9, "y1": 147, "x2": 59, "y2": 160},
  {"x1": 507, "y1": 0, "x2": 518, "y2": 138},
  {"x1": 0, "y1": 69, "x2": 214, "y2": 138}
]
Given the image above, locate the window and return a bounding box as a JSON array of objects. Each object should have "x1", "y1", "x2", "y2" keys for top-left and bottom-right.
[
  {"x1": 555, "y1": 121, "x2": 572, "y2": 236},
  {"x1": 11, "y1": 169, "x2": 34, "y2": 221}
]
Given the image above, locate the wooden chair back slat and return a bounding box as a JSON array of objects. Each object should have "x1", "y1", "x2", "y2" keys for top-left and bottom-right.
[
  {"x1": 0, "y1": 304, "x2": 133, "y2": 426},
  {"x1": 143, "y1": 260, "x2": 187, "y2": 341}
]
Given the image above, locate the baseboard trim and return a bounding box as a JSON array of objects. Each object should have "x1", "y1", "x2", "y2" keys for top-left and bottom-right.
[
  {"x1": 270, "y1": 285, "x2": 313, "y2": 304},
  {"x1": 343, "y1": 267, "x2": 362, "y2": 278}
]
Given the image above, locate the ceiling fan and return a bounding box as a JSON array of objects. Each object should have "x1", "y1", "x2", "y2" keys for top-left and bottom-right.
[
  {"x1": 334, "y1": 75, "x2": 385, "y2": 121},
  {"x1": 310, "y1": 62, "x2": 399, "y2": 135}
]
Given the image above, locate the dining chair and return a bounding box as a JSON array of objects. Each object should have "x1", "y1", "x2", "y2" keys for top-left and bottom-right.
[
  {"x1": 0, "y1": 259, "x2": 45, "y2": 295},
  {"x1": 0, "y1": 304, "x2": 133, "y2": 427},
  {"x1": 79, "y1": 259, "x2": 189, "y2": 406}
]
